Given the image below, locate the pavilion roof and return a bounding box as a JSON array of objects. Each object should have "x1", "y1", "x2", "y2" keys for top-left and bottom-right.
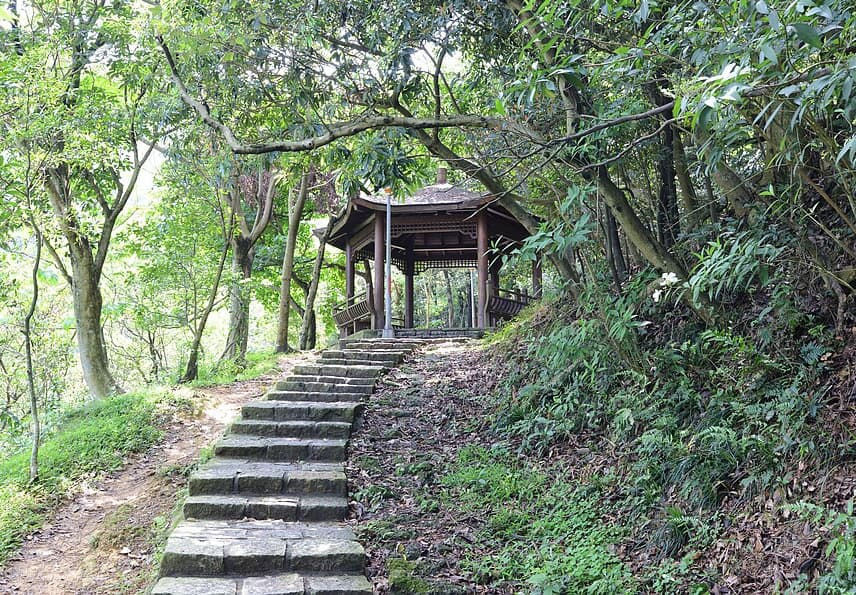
[
  {"x1": 358, "y1": 182, "x2": 483, "y2": 208},
  {"x1": 326, "y1": 178, "x2": 532, "y2": 269}
]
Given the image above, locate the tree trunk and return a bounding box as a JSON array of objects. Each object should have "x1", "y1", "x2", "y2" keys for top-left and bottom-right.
[
  {"x1": 673, "y1": 130, "x2": 701, "y2": 229},
  {"x1": 604, "y1": 207, "x2": 627, "y2": 289},
  {"x1": 222, "y1": 237, "x2": 254, "y2": 364},
  {"x1": 299, "y1": 217, "x2": 333, "y2": 350},
  {"x1": 180, "y1": 222, "x2": 232, "y2": 383},
  {"x1": 423, "y1": 277, "x2": 432, "y2": 327},
  {"x1": 221, "y1": 164, "x2": 277, "y2": 364},
  {"x1": 275, "y1": 173, "x2": 310, "y2": 353},
  {"x1": 443, "y1": 270, "x2": 454, "y2": 327},
  {"x1": 712, "y1": 164, "x2": 754, "y2": 218},
  {"x1": 25, "y1": 227, "x2": 41, "y2": 483},
  {"x1": 596, "y1": 167, "x2": 687, "y2": 278},
  {"x1": 69, "y1": 243, "x2": 121, "y2": 398},
  {"x1": 656, "y1": 125, "x2": 680, "y2": 249}
]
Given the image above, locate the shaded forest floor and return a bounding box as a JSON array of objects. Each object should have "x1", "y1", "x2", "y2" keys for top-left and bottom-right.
[
  {"x1": 0, "y1": 353, "x2": 311, "y2": 595},
  {"x1": 347, "y1": 341, "x2": 503, "y2": 594},
  {"x1": 348, "y1": 337, "x2": 856, "y2": 593}
]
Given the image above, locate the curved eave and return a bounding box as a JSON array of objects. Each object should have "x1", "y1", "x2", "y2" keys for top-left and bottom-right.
[{"x1": 327, "y1": 194, "x2": 534, "y2": 251}]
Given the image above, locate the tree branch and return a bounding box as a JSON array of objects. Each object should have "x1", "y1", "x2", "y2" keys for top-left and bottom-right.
[{"x1": 156, "y1": 35, "x2": 498, "y2": 155}]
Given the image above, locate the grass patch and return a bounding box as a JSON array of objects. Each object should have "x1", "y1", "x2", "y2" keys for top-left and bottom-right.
[
  {"x1": 442, "y1": 446, "x2": 634, "y2": 594},
  {"x1": 0, "y1": 390, "x2": 168, "y2": 566},
  {"x1": 188, "y1": 350, "x2": 280, "y2": 387}
]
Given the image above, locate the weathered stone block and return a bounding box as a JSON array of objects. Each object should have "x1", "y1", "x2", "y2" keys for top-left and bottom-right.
[
  {"x1": 245, "y1": 496, "x2": 299, "y2": 521},
  {"x1": 152, "y1": 577, "x2": 237, "y2": 595},
  {"x1": 304, "y1": 574, "x2": 373, "y2": 595},
  {"x1": 285, "y1": 470, "x2": 346, "y2": 495},
  {"x1": 286, "y1": 539, "x2": 364, "y2": 572},
  {"x1": 224, "y1": 538, "x2": 287, "y2": 574},
  {"x1": 240, "y1": 574, "x2": 304, "y2": 595},
  {"x1": 184, "y1": 495, "x2": 248, "y2": 520},
  {"x1": 235, "y1": 467, "x2": 285, "y2": 493},
  {"x1": 160, "y1": 537, "x2": 225, "y2": 575}
]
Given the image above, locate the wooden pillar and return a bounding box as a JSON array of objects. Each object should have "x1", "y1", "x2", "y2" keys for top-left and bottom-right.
[
  {"x1": 373, "y1": 214, "x2": 385, "y2": 330},
  {"x1": 345, "y1": 240, "x2": 354, "y2": 305},
  {"x1": 477, "y1": 211, "x2": 488, "y2": 328},
  {"x1": 489, "y1": 260, "x2": 501, "y2": 294},
  {"x1": 532, "y1": 254, "x2": 543, "y2": 297},
  {"x1": 404, "y1": 251, "x2": 415, "y2": 328}
]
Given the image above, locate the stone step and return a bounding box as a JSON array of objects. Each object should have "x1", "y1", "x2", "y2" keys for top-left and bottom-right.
[
  {"x1": 183, "y1": 494, "x2": 347, "y2": 522},
  {"x1": 316, "y1": 359, "x2": 390, "y2": 368},
  {"x1": 242, "y1": 401, "x2": 359, "y2": 423},
  {"x1": 215, "y1": 436, "x2": 347, "y2": 462},
  {"x1": 265, "y1": 390, "x2": 367, "y2": 403},
  {"x1": 160, "y1": 520, "x2": 363, "y2": 576},
  {"x1": 152, "y1": 573, "x2": 372, "y2": 595},
  {"x1": 231, "y1": 419, "x2": 352, "y2": 440},
  {"x1": 292, "y1": 364, "x2": 386, "y2": 380},
  {"x1": 283, "y1": 374, "x2": 376, "y2": 386},
  {"x1": 340, "y1": 340, "x2": 420, "y2": 351},
  {"x1": 190, "y1": 460, "x2": 346, "y2": 497},
  {"x1": 321, "y1": 350, "x2": 407, "y2": 363},
  {"x1": 276, "y1": 381, "x2": 373, "y2": 395},
  {"x1": 292, "y1": 364, "x2": 385, "y2": 379}
]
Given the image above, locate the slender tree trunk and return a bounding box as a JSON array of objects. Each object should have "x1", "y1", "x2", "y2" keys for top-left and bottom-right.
[
  {"x1": 275, "y1": 173, "x2": 310, "y2": 352},
  {"x1": 596, "y1": 167, "x2": 687, "y2": 278},
  {"x1": 24, "y1": 228, "x2": 41, "y2": 483},
  {"x1": 222, "y1": 164, "x2": 277, "y2": 364},
  {"x1": 299, "y1": 217, "x2": 333, "y2": 350},
  {"x1": 673, "y1": 130, "x2": 701, "y2": 229},
  {"x1": 656, "y1": 125, "x2": 680, "y2": 249},
  {"x1": 223, "y1": 238, "x2": 254, "y2": 364},
  {"x1": 604, "y1": 207, "x2": 626, "y2": 288},
  {"x1": 443, "y1": 270, "x2": 454, "y2": 327},
  {"x1": 712, "y1": 163, "x2": 754, "y2": 218},
  {"x1": 423, "y1": 277, "x2": 432, "y2": 327},
  {"x1": 181, "y1": 224, "x2": 232, "y2": 383}
]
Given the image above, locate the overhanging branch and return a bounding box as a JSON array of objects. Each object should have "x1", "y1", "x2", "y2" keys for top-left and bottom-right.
[{"x1": 157, "y1": 36, "x2": 499, "y2": 155}]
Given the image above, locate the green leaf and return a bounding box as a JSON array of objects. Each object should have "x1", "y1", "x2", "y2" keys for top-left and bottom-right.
[
  {"x1": 760, "y1": 43, "x2": 778, "y2": 64},
  {"x1": 842, "y1": 76, "x2": 853, "y2": 103},
  {"x1": 790, "y1": 23, "x2": 822, "y2": 49}
]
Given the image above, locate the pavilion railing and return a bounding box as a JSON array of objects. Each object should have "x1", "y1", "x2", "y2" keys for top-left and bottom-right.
[
  {"x1": 333, "y1": 291, "x2": 371, "y2": 327},
  {"x1": 332, "y1": 291, "x2": 405, "y2": 331},
  {"x1": 488, "y1": 287, "x2": 535, "y2": 321}
]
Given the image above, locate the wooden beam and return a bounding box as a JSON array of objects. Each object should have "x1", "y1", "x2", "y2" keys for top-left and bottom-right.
[
  {"x1": 477, "y1": 211, "x2": 488, "y2": 328},
  {"x1": 345, "y1": 239, "x2": 354, "y2": 305},
  {"x1": 373, "y1": 214, "x2": 384, "y2": 329}
]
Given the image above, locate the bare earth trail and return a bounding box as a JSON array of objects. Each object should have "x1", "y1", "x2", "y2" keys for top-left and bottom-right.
[{"x1": 0, "y1": 354, "x2": 313, "y2": 595}]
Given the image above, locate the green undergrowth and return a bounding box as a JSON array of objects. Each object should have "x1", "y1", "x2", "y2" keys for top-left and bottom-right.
[
  {"x1": 187, "y1": 350, "x2": 281, "y2": 387},
  {"x1": 441, "y1": 445, "x2": 634, "y2": 594},
  {"x1": 480, "y1": 258, "x2": 848, "y2": 589},
  {"x1": 0, "y1": 389, "x2": 170, "y2": 565}
]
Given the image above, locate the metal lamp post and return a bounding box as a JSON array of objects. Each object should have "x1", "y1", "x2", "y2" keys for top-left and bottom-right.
[{"x1": 382, "y1": 187, "x2": 394, "y2": 339}]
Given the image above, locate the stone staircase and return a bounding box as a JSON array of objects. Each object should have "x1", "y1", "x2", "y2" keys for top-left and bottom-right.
[{"x1": 152, "y1": 339, "x2": 421, "y2": 595}]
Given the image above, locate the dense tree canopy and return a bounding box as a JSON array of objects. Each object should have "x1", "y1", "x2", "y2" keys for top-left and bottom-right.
[{"x1": 0, "y1": 0, "x2": 854, "y2": 590}]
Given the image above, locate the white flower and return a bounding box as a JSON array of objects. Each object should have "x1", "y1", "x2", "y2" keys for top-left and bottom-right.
[
  {"x1": 652, "y1": 289, "x2": 662, "y2": 303},
  {"x1": 659, "y1": 272, "x2": 679, "y2": 287}
]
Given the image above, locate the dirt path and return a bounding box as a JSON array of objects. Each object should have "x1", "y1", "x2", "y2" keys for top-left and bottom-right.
[{"x1": 0, "y1": 353, "x2": 313, "y2": 595}]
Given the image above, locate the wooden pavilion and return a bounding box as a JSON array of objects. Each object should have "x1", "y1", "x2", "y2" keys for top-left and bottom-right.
[{"x1": 327, "y1": 170, "x2": 542, "y2": 336}]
